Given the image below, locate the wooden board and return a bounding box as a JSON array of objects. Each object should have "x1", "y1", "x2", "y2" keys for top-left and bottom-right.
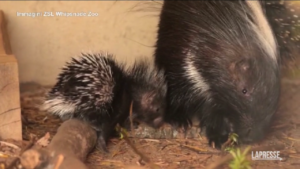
[
  {"x1": 0, "y1": 10, "x2": 12, "y2": 55},
  {"x1": 0, "y1": 10, "x2": 22, "y2": 140}
]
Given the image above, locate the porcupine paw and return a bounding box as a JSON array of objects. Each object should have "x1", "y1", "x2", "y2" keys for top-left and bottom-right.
[
  {"x1": 208, "y1": 135, "x2": 229, "y2": 149},
  {"x1": 98, "y1": 136, "x2": 108, "y2": 153},
  {"x1": 166, "y1": 115, "x2": 192, "y2": 130},
  {"x1": 164, "y1": 117, "x2": 192, "y2": 138},
  {"x1": 97, "y1": 135, "x2": 109, "y2": 152},
  {"x1": 205, "y1": 126, "x2": 229, "y2": 149},
  {"x1": 122, "y1": 120, "x2": 140, "y2": 131}
]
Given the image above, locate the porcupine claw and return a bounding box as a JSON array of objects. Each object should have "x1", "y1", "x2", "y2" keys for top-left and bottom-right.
[{"x1": 98, "y1": 135, "x2": 109, "y2": 152}]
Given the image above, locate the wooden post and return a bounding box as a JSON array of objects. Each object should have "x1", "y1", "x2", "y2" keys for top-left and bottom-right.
[{"x1": 0, "y1": 10, "x2": 22, "y2": 140}]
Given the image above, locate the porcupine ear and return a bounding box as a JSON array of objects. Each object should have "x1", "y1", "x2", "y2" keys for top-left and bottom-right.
[
  {"x1": 228, "y1": 60, "x2": 254, "y2": 95},
  {"x1": 229, "y1": 60, "x2": 250, "y2": 73}
]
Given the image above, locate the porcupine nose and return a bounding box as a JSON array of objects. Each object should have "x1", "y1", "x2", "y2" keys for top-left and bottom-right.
[
  {"x1": 153, "y1": 117, "x2": 164, "y2": 128},
  {"x1": 241, "y1": 128, "x2": 264, "y2": 143}
]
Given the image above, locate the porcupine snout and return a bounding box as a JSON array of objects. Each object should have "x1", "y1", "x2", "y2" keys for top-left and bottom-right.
[{"x1": 238, "y1": 113, "x2": 273, "y2": 144}]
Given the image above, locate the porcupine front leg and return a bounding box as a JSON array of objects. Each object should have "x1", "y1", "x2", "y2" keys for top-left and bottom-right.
[{"x1": 75, "y1": 106, "x2": 116, "y2": 152}]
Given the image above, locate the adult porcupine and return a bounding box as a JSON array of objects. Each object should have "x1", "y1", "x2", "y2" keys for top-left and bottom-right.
[
  {"x1": 154, "y1": 1, "x2": 281, "y2": 148},
  {"x1": 43, "y1": 53, "x2": 166, "y2": 151}
]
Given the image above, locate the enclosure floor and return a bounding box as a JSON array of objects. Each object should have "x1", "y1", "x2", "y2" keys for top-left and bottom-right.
[{"x1": 0, "y1": 70, "x2": 300, "y2": 168}]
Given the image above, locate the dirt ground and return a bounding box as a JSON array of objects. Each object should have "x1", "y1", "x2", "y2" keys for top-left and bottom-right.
[{"x1": 1, "y1": 67, "x2": 300, "y2": 169}]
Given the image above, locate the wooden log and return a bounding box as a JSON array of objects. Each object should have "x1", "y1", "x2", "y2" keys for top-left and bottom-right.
[
  {"x1": 20, "y1": 119, "x2": 97, "y2": 169},
  {"x1": 0, "y1": 10, "x2": 22, "y2": 140}
]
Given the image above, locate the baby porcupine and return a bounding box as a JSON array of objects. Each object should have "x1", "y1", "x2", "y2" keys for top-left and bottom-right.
[{"x1": 42, "y1": 52, "x2": 166, "y2": 151}]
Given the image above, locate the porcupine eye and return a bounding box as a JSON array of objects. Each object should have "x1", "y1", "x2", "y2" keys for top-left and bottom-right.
[{"x1": 242, "y1": 88, "x2": 247, "y2": 94}]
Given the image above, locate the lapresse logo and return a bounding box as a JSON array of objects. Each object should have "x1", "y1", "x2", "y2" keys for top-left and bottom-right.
[{"x1": 251, "y1": 151, "x2": 282, "y2": 161}]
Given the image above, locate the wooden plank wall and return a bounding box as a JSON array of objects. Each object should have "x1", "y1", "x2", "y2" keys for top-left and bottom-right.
[{"x1": 0, "y1": 10, "x2": 22, "y2": 141}]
